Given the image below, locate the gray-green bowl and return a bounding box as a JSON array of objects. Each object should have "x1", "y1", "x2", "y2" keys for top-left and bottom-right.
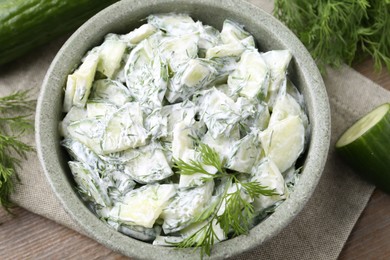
[{"x1": 36, "y1": 0, "x2": 330, "y2": 259}]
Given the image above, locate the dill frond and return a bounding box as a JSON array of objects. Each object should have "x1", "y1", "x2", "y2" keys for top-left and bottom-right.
[
  {"x1": 0, "y1": 89, "x2": 35, "y2": 212},
  {"x1": 172, "y1": 157, "x2": 211, "y2": 176},
  {"x1": 274, "y1": 0, "x2": 390, "y2": 73},
  {"x1": 174, "y1": 220, "x2": 218, "y2": 258},
  {"x1": 197, "y1": 142, "x2": 224, "y2": 173}
]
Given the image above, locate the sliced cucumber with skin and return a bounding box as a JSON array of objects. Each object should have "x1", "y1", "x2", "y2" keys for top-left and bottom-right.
[
  {"x1": 63, "y1": 74, "x2": 77, "y2": 112},
  {"x1": 71, "y1": 51, "x2": 100, "y2": 108},
  {"x1": 336, "y1": 103, "x2": 390, "y2": 193},
  {"x1": 121, "y1": 24, "x2": 157, "y2": 45}
]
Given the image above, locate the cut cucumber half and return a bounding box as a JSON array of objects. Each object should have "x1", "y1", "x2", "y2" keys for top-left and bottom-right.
[{"x1": 336, "y1": 103, "x2": 390, "y2": 193}]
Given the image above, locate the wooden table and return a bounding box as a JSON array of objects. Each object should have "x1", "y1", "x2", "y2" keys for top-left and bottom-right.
[{"x1": 1, "y1": 59, "x2": 389, "y2": 259}]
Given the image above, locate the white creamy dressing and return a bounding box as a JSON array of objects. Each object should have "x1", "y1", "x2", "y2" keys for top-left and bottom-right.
[{"x1": 60, "y1": 13, "x2": 308, "y2": 245}]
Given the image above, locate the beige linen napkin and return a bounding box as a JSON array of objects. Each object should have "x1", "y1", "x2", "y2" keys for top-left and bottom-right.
[{"x1": 1, "y1": 0, "x2": 390, "y2": 259}]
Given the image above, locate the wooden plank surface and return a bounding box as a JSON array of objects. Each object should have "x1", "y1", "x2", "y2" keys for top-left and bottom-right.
[{"x1": 1, "y1": 59, "x2": 389, "y2": 260}]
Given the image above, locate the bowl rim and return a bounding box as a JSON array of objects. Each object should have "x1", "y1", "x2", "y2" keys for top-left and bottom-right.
[{"x1": 36, "y1": 0, "x2": 331, "y2": 259}]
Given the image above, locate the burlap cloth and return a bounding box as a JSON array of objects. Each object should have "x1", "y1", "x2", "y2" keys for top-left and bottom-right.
[{"x1": 1, "y1": 0, "x2": 389, "y2": 259}]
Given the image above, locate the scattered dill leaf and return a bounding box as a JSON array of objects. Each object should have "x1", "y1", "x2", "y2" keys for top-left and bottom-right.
[{"x1": 0, "y1": 89, "x2": 36, "y2": 212}]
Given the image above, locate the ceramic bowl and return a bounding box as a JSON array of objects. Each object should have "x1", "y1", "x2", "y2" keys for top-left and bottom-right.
[{"x1": 36, "y1": 0, "x2": 330, "y2": 259}]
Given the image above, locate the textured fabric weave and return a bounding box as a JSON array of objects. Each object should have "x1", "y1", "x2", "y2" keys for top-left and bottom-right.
[{"x1": 1, "y1": 1, "x2": 389, "y2": 259}]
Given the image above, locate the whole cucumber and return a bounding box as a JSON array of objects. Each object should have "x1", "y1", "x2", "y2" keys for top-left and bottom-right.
[{"x1": 0, "y1": 0, "x2": 118, "y2": 66}]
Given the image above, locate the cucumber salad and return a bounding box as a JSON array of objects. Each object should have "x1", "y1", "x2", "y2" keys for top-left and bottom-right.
[{"x1": 60, "y1": 13, "x2": 309, "y2": 255}]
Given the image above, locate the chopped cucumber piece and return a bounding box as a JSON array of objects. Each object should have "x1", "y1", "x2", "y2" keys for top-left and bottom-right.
[
  {"x1": 250, "y1": 158, "x2": 286, "y2": 212},
  {"x1": 121, "y1": 24, "x2": 157, "y2": 45},
  {"x1": 86, "y1": 101, "x2": 117, "y2": 118},
  {"x1": 262, "y1": 50, "x2": 292, "y2": 106},
  {"x1": 106, "y1": 170, "x2": 136, "y2": 200},
  {"x1": 67, "y1": 117, "x2": 105, "y2": 154},
  {"x1": 153, "y1": 235, "x2": 184, "y2": 246},
  {"x1": 226, "y1": 130, "x2": 262, "y2": 174},
  {"x1": 201, "y1": 125, "x2": 240, "y2": 162},
  {"x1": 205, "y1": 42, "x2": 246, "y2": 59},
  {"x1": 336, "y1": 103, "x2": 390, "y2": 193},
  {"x1": 239, "y1": 101, "x2": 270, "y2": 132},
  {"x1": 181, "y1": 59, "x2": 217, "y2": 89},
  {"x1": 71, "y1": 51, "x2": 100, "y2": 108},
  {"x1": 197, "y1": 87, "x2": 242, "y2": 138},
  {"x1": 162, "y1": 181, "x2": 214, "y2": 234},
  {"x1": 89, "y1": 79, "x2": 132, "y2": 106},
  {"x1": 109, "y1": 184, "x2": 177, "y2": 228},
  {"x1": 102, "y1": 102, "x2": 148, "y2": 153},
  {"x1": 166, "y1": 58, "x2": 218, "y2": 103},
  {"x1": 118, "y1": 224, "x2": 161, "y2": 242},
  {"x1": 259, "y1": 115, "x2": 305, "y2": 172},
  {"x1": 172, "y1": 121, "x2": 194, "y2": 160},
  {"x1": 97, "y1": 35, "x2": 127, "y2": 78},
  {"x1": 124, "y1": 39, "x2": 154, "y2": 90},
  {"x1": 220, "y1": 19, "x2": 255, "y2": 47},
  {"x1": 159, "y1": 34, "x2": 199, "y2": 73},
  {"x1": 198, "y1": 25, "x2": 221, "y2": 57},
  {"x1": 125, "y1": 39, "x2": 168, "y2": 109},
  {"x1": 228, "y1": 50, "x2": 269, "y2": 100},
  {"x1": 286, "y1": 79, "x2": 306, "y2": 109},
  {"x1": 160, "y1": 101, "x2": 196, "y2": 141},
  {"x1": 123, "y1": 142, "x2": 173, "y2": 184},
  {"x1": 68, "y1": 161, "x2": 111, "y2": 207},
  {"x1": 269, "y1": 93, "x2": 308, "y2": 128},
  {"x1": 211, "y1": 57, "x2": 238, "y2": 86},
  {"x1": 215, "y1": 83, "x2": 239, "y2": 100},
  {"x1": 197, "y1": 88, "x2": 236, "y2": 133},
  {"x1": 147, "y1": 13, "x2": 197, "y2": 36},
  {"x1": 63, "y1": 74, "x2": 77, "y2": 112},
  {"x1": 61, "y1": 139, "x2": 102, "y2": 170},
  {"x1": 144, "y1": 108, "x2": 168, "y2": 140},
  {"x1": 59, "y1": 106, "x2": 87, "y2": 137}
]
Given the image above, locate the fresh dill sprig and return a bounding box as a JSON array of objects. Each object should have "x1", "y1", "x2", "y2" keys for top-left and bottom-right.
[
  {"x1": 172, "y1": 143, "x2": 277, "y2": 257},
  {"x1": 172, "y1": 142, "x2": 224, "y2": 176},
  {"x1": 274, "y1": 0, "x2": 390, "y2": 72},
  {"x1": 172, "y1": 157, "x2": 212, "y2": 176},
  {"x1": 174, "y1": 220, "x2": 218, "y2": 258},
  {"x1": 217, "y1": 176, "x2": 278, "y2": 239},
  {"x1": 197, "y1": 143, "x2": 224, "y2": 173},
  {"x1": 217, "y1": 180, "x2": 254, "y2": 236},
  {"x1": 0, "y1": 89, "x2": 36, "y2": 212}
]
